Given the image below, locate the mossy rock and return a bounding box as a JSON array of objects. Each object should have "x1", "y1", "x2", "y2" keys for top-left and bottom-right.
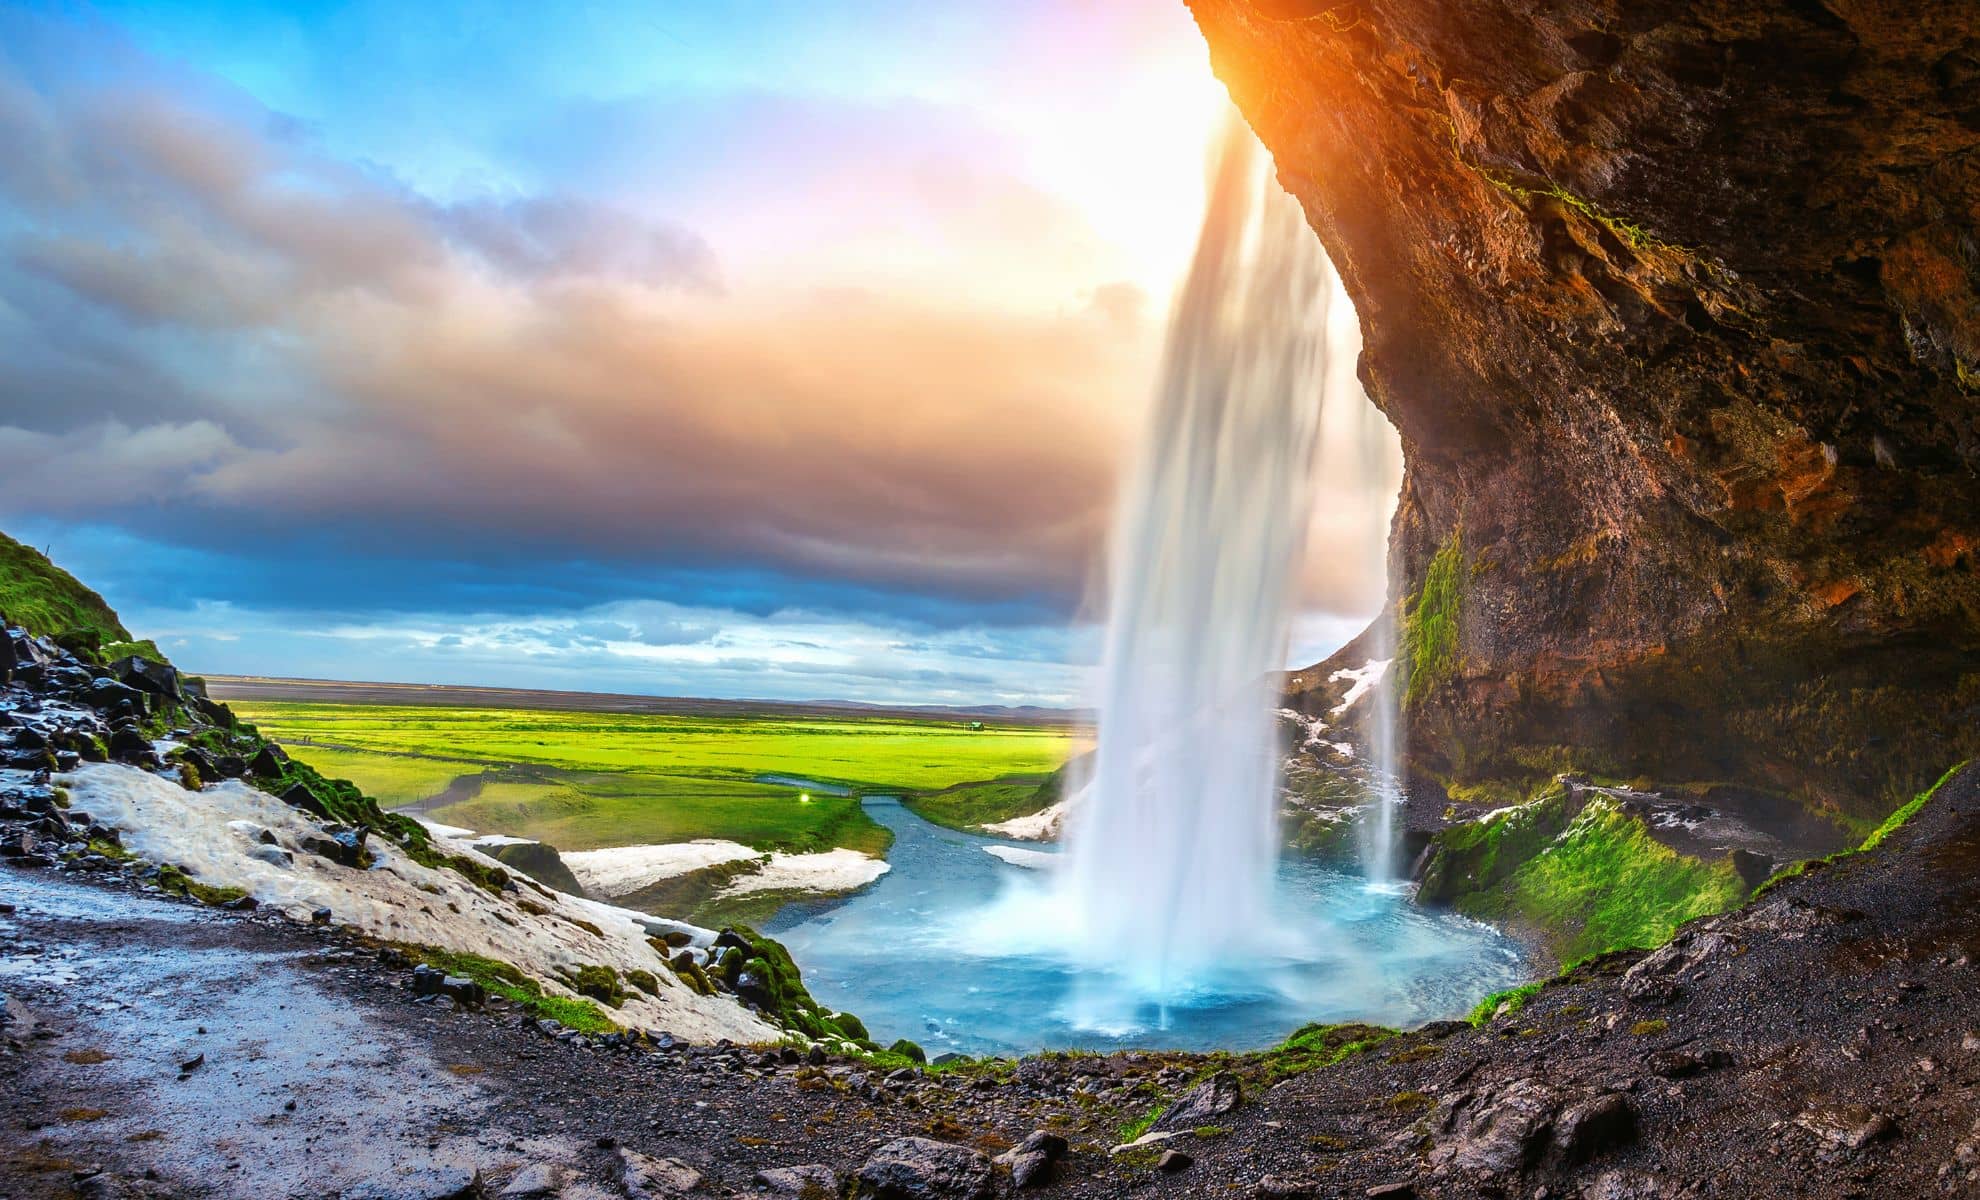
[{"x1": 561, "y1": 964, "x2": 626, "y2": 1008}]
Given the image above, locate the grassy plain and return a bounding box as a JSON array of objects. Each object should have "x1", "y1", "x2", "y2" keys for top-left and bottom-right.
[
  {"x1": 231, "y1": 701, "x2": 1076, "y2": 855},
  {"x1": 902, "y1": 776, "x2": 1056, "y2": 831},
  {"x1": 276, "y1": 746, "x2": 471, "y2": 808}
]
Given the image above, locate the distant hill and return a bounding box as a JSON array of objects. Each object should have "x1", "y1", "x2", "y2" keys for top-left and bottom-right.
[{"x1": 205, "y1": 674, "x2": 1088, "y2": 728}]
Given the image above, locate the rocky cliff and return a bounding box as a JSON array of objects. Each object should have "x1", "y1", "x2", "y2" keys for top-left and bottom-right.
[{"x1": 1195, "y1": 0, "x2": 1980, "y2": 826}]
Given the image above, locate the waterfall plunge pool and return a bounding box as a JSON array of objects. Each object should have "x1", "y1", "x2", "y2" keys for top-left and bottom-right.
[{"x1": 762, "y1": 798, "x2": 1527, "y2": 1058}]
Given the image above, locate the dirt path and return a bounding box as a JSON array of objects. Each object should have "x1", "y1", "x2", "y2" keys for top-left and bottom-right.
[{"x1": 0, "y1": 871, "x2": 560, "y2": 1197}]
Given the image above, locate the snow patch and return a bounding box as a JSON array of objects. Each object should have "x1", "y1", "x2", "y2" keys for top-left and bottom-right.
[
  {"x1": 981, "y1": 795, "x2": 1072, "y2": 842},
  {"x1": 564, "y1": 841, "x2": 764, "y2": 899},
  {"x1": 1328, "y1": 658, "x2": 1392, "y2": 716},
  {"x1": 412, "y1": 817, "x2": 477, "y2": 840},
  {"x1": 563, "y1": 839, "x2": 886, "y2": 901},
  {"x1": 983, "y1": 845, "x2": 1057, "y2": 871},
  {"x1": 59, "y1": 763, "x2": 774, "y2": 1043},
  {"x1": 720, "y1": 849, "x2": 889, "y2": 896}
]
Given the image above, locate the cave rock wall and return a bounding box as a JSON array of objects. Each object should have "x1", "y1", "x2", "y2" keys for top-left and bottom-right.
[{"x1": 1194, "y1": 0, "x2": 1980, "y2": 822}]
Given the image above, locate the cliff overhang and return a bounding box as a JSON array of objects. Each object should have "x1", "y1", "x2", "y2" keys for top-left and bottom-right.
[{"x1": 1196, "y1": 0, "x2": 1980, "y2": 824}]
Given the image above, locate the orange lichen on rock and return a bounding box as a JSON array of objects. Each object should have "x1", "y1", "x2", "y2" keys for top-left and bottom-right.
[{"x1": 1922, "y1": 528, "x2": 1976, "y2": 570}]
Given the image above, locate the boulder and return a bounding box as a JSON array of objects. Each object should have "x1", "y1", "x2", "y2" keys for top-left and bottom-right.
[
  {"x1": 442, "y1": 975, "x2": 486, "y2": 1009},
  {"x1": 1619, "y1": 930, "x2": 1740, "y2": 1003},
  {"x1": 1156, "y1": 1150, "x2": 1193, "y2": 1173},
  {"x1": 174, "y1": 747, "x2": 222, "y2": 783},
  {"x1": 993, "y1": 1131, "x2": 1067, "y2": 1189},
  {"x1": 1550, "y1": 1092, "x2": 1636, "y2": 1165},
  {"x1": 617, "y1": 1148, "x2": 704, "y2": 1199},
  {"x1": 1646, "y1": 1047, "x2": 1732, "y2": 1079},
  {"x1": 85, "y1": 678, "x2": 147, "y2": 715},
  {"x1": 735, "y1": 969, "x2": 773, "y2": 1009},
  {"x1": 1794, "y1": 1102, "x2": 1897, "y2": 1151},
  {"x1": 282, "y1": 782, "x2": 333, "y2": 819},
  {"x1": 1742, "y1": 898, "x2": 1857, "y2": 938},
  {"x1": 484, "y1": 841, "x2": 585, "y2": 897},
  {"x1": 105, "y1": 726, "x2": 153, "y2": 763},
  {"x1": 412, "y1": 965, "x2": 448, "y2": 997},
  {"x1": 1428, "y1": 1078, "x2": 1559, "y2": 1176},
  {"x1": 854, "y1": 1137, "x2": 994, "y2": 1199},
  {"x1": 1150, "y1": 1071, "x2": 1241, "y2": 1132},
  {"x1": 751, "y1": 1165, "x2": 836, "y2": 1196},
  {"x1": 301, "y1": 826, "x2": 368, "y2": 868},
  {"x1": 109, "y1": 655, "x2": 180, "y2": 698},
  {"x1": 249, "y1": 742, "x2": 290, "y2": 777},
  {"x1": 497, "y1": 1163, "x2": 565, "y2": 1199}
]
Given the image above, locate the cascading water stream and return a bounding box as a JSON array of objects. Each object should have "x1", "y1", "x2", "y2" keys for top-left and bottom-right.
[
  {"x1": 1062, "y1": 113, "x2": 1357, "y2": 992},
  {"x1": 768, "y1": 118, "x2": 1514, "y2": 1054}
]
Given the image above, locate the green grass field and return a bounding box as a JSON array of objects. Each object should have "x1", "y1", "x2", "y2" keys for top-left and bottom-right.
[
  {"x1": 902, "y1": 776, "x2": 1057, "y2": 831},
  {"x1": 275, "y1": 746, "x2": 473, "y2": 808},
  {"x1": 232, "y1": 701, "x2": 1076, "y2": 856}
]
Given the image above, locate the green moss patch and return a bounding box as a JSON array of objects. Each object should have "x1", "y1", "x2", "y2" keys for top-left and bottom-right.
[
  {"x1": 155, "y1": 864, "x2": 247, "y2": 907},
  {"x1": 1466, "y1": 980, "x2": 1545, "y2": 1026},
  {"x1": 1401, "y1": 531, "x2": 1463, "y2": 707},
  {"x1": 560, "y1": 963, "x2": 627, "y2": 1008},
  {"x1": 1255, "y1": 1021, "x2": 1397, "y2": 1083},
  {"x1": 1423, "y1": 788, "x2": 1748, "y2": 962},
  {"x1": 718, "y1": 924, "x2": 873, "y2": 1048},
  {"x1": 1468, "y1": 797, "x2": 1747, "y2": 961},
  {"x1": 397, "y1": 946, "x2": 618, "y2": 1033}
]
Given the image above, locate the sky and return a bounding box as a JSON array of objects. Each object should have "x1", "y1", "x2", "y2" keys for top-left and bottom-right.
[{"x1": 0, "y1": 0, "x2": 1397, "y2": 706}]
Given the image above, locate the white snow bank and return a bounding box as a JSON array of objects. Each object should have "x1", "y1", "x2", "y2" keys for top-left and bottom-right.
[
  {"x1": 411, "y1": 817, "x2": 477, "y2": 839},
  {"x1": 983, "y1": 845, "x2": 1057, "y2": 871},
  {"x1": 60, "y1": 763, "x2": 774, "y2": 1044},
  {"x1": 563, "y1": 839, "x2": 887, "y2": 901},
  {"x1": 721, "y1": 848, "x2": 889, "y2": 895},
  {"x1": 564, "y1": 840, "x2": 763, "y2": 898},
  {"x1": 466, "y1": 834, "x2": 537, "y2": 848},
  {"x1": 1328, "y1": 658, "x2": 1392, "y2": 716},
  {"x1": 981, "y1": 797, "x2": 1070, "y2": 842}
]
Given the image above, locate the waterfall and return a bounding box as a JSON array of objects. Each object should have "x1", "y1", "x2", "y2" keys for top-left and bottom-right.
[{"x1": 1061, "y1": 113, "x2": 1355, "y2": 990}]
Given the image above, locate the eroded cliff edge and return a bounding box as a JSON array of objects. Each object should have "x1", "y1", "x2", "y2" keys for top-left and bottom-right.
[{"x1": 1195, "y1": 0, "x2": 1980, "y2": 826}]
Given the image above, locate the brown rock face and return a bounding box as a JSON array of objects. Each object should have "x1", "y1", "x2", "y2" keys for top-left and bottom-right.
[{"x1": 1192, "y1": 0, "x2": 1980, "y2": 822}]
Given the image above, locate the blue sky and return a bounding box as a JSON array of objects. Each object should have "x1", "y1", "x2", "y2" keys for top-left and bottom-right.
[{"x1": 0, "y1": 1, "x2": 1388, "y2": 704}]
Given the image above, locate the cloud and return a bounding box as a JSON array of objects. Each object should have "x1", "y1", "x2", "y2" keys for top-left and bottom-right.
[
  {"x1": 113, "y1": 588, "x2": 1093, "y2": 707},
  {"x1": 0, "y1": 20, "x2": 1154, "y2": 616},
  {"x1": 0, "y1": 420, "x2": 245, "y2": 509}
]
